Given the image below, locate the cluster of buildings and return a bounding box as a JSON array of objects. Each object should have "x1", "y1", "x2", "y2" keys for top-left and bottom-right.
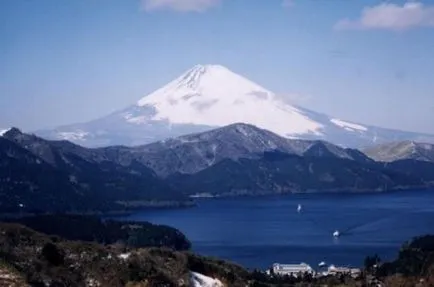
[
  {"x1": 270, "y1": 263, "x2": 314, "y2": 277},
  {"x1": 268, "y1": 262, "x2": 361, "y2": 278},
  {"x1": 326, "y1": 264, "x2": 362, "y2": 277}
]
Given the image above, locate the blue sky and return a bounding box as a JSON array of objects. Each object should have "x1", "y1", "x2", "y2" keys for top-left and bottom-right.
[{"x1": 1, "y1": 0, "x2": 434, "y2": 133}]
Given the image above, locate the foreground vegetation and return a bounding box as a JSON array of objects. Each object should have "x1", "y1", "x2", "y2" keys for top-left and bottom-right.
[
  {"x1": 372, "y1": 235, "x2": 434, "y2": 286},
  {"x1": 0, "y1": 222, "x2": 251, "y2": 286},
  {"x1": 0, "y1": 215, "x2": 434, "y2": 286},
  {"x1": 1, "y1": 214, "x2": 191, "y2": 251}
]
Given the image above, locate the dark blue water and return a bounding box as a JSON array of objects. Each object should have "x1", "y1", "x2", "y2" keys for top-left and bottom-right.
[{"x1": 118, "y1": 190, "x2": 434, "y2": 270}]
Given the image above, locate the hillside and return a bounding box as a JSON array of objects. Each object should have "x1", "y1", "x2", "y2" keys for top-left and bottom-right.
[
  {"x1": 1, "y1": 221, "x2": 433, "y2": 286},
  {"x1": 0, "y1": 129, "x2": 191, "y2": 214},
  {"x1": 363, "y1": 141, "x2": 434, "y2": 163},
  {"x1": 372, "y1": 235, "x2": 434, "y2": 286},
  {"x1": 102, "y1": 123, "x2": 374, "y2": 178},
  {"x1": 0, "y1": 222, "x2": 251, "y2": 286},
  {"x1": 1, "y1": 214, "x2": 191, "y2": 251},
  {"x1": 2, "y1": 125, "x2": 434, "y2": 213},
  {"x1": 167, "y1": 151, "x2": 426, "y2": 197},
  {"x1": 383, "y1": 159, "x2": 434, "y2": 184},
  {"x1": 0, "y1": 137, "x2": 86, "y2": 213}
]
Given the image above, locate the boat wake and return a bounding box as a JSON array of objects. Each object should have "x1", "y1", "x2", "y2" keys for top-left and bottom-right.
[{"x1": 296, "y1": 204, "x2": 403, "y2": 239}]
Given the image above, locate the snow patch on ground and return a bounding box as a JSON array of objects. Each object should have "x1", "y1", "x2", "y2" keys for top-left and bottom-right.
[
  {"x1": 118, "y1": 253, "x2": 130, "y2": 260},
  {"x1": 330, "y1": 119, "x2": 367, "y2": 132},
  {"x1": 190, "y1": 272, "x2": 224, "y2": 287}
]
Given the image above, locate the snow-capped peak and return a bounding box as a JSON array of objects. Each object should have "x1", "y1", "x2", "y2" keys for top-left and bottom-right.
[
  {"x1": 135, "y1": 64, "x2": 324, "y2": 137},
  {"x1": 137, "y1": 64, "x2": 272, "y2": 105},
  {"x1": 0, "y1": 128, "x2": 11, "y2": 136},
  {"x1": 33, "y1": 64, "x2": 434, "y2": 148}
]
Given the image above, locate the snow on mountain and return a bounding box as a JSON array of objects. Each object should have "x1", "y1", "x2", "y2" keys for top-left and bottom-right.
[
  {"x1": 0, "y1": 128, "x2": 11, "y2": 136},
  {"x1": 330, "y1": 119, "x2": 367, "y2": 132},
  {"x1": 56, "y1": 130, "x2": 89, "y2": 141},
  {"x1": 102, "y1": 123, "x2": 372, "y2": 177},
  {"x1": 34, "y1": 64, "x2": 434, "y2": 148},
  {"x1": 136, "y1": 64, "x2": 323, "y2": 137},
  {"x1": 363, "y1": 141, "x2": 434, "y2": 162}
]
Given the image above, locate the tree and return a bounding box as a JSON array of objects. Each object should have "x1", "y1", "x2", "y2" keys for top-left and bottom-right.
[
  {"x1": 41, "y1": 242, "x2": 64, "y2": 266},
  {"x1": 364, "y1": 254, "x2": 381, "y2": 273}
]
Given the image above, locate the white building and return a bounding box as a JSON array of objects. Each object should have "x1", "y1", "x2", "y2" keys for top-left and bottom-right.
[
  {"x1": 272, "y1": 263, "x2": 314, "y2": 277},
  {"x1": 328, "y1": 265, "x2": 351, "y2": 275},
  {"x1": 327, "y1": 265, "x2": 361, "y2": 278}
]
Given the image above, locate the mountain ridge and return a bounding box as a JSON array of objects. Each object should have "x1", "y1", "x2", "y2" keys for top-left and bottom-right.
[
  {"x1": 1, "y1": 124, "x2": 434, "y2": 212},
  {"x1": 101, "y1": 123, "x2": 375, "y2": 178},
  {"x1": 363, "y1": 141, "x2": 434, "y2": 163},
  {"x1": 166, "y1": 150, "x2": 427, "y2": 197},
  {"x1": 0, "y1": 128, "x2": 191, "y2": 213}
]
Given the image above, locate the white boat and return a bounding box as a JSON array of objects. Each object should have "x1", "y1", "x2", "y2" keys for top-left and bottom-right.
[{"x1": 297, "y1": 204, "x2": 302, "y2": 213}]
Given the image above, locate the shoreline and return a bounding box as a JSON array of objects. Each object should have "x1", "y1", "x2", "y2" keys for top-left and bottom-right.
[
  {"x1": 188, "y1": 185, "x2": 434, "y2": 200},
  {"x1": 2, "y1": 186, "x2": 432, "y2": 217},
  {"x1": 0, "y1": 200, "x2": 197, "y2": 219}
]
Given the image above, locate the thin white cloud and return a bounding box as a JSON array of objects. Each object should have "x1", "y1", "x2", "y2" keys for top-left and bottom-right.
[
  {"x1": 335, "y1": 1, "x2": 434, "y2": 31},
  {"x1": 141, "y1": 0, "x2": 221, "y2": 12}
]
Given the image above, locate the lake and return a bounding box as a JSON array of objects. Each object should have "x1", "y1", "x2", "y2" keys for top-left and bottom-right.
[{"x1": 117, "y1": 189, "x2": 434, "y2": 270}]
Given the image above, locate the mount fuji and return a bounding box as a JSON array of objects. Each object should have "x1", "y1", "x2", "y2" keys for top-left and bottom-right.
[{"x1": 35, "y1": 64, "x2": 434, "y2": 148}]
